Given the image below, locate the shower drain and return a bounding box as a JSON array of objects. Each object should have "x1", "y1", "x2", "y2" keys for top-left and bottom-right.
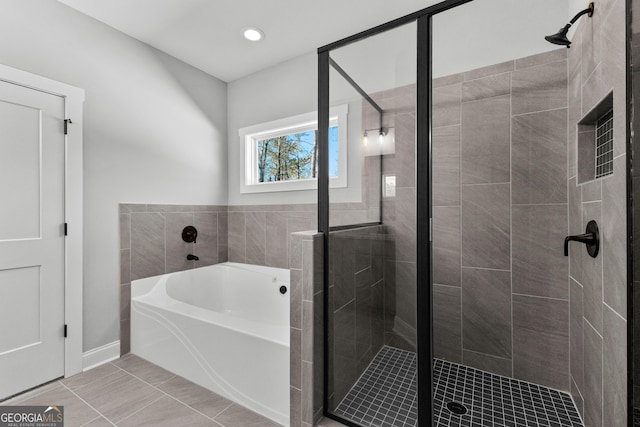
[{"x1": 446, "y1": 401, "x2": 468, "y2": 415}]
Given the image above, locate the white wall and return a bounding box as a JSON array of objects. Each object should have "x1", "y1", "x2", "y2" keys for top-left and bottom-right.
[
  {"x1": 227, "y1": 53, "x2": 316, "y2": 205},
  {"x1": 0, "y1": 0, "x2": 228, "y2": 351}
]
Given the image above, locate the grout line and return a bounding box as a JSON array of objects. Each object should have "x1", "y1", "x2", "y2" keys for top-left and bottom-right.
[
  {"x1": 59, "y1": 382, "x2": 117, "y2": 426},
  {"x1": 511, "y1": 106, "x2": 568, "y2": 118},
  {"x1": 113, "y1": 393, "x2": 166, "y2": 425},
  {"x1": 109, "y1": 361, "x2": 232, "y2": 425},
  {"x1": 511, "y1": 292, "x2": 569, "y2": 302}
]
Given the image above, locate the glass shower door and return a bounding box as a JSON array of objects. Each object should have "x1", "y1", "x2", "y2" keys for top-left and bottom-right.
[{"x1": 323, "y1": 21, "x2": 418, "y2": 427}]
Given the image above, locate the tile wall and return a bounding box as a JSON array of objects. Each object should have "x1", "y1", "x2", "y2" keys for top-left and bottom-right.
[
  {"x1": 567, "y1": 0, "x2": 627, "y2": 425},
  {"x1": 289, "y1": 231, "x2": 324, "y2": 427},
  {"x1": 227, "y1": 204, "x2": 316, "y2": 268},
  {"x1": 431, "y1": 48, "x2": 571, "y2": 385},
  {"x1": 327, "y1": 226, "x2": 390, "y2": 409},
  {"x1": 119, "y1": 203, "x2": 228, "y2": 354}
]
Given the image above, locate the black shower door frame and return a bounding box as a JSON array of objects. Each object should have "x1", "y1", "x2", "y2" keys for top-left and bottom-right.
[{"x1": 317, "y1": 1, "x2": 473, "y2": 425}]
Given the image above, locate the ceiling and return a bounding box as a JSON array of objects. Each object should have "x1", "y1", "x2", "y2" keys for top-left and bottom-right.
[{"x1": 57, "y1": 0, "x2": 443, "y2": 82}]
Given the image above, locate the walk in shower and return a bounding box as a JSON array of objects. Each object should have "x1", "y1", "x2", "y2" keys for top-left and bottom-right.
[{"x1": 318, "y1": 0, "x2": 630, "y2": 426}]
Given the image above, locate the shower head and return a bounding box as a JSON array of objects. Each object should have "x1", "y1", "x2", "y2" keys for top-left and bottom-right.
[
  {"x1": 545, "y1": 25, "x2": 572, "y2": 47},
  {"x1": 544, "y1": 2, "x2": 594, "y2": 48}
]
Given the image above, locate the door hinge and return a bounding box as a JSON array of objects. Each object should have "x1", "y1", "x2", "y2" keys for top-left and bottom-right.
[
  {"x1": 64, "y1": 223, "x2": 68, "y2": 236},
  {"x1": 64, "y1": 119, "x2": 72, "y2": 135},
  {"x1": 64, "y1": 324, "x2": 68, "y2": 338}
]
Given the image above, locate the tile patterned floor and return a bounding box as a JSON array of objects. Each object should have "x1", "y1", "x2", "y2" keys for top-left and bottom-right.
[
  {"x1": 334, "y1": 346, "x2": 584, "y2": 427},
  {"x1": 0, "y1": 354, "x2": 280, "y2": 427}
]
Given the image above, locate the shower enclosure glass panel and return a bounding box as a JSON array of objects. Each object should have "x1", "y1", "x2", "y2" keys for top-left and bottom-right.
[{"x1": 325, "y1": 21, "x2": 417, "y2": 427}]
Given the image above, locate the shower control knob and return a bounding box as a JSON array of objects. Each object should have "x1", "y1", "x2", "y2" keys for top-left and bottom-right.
[{"x1": 279, "y1": 285, "x2": 287, "y2": 295}]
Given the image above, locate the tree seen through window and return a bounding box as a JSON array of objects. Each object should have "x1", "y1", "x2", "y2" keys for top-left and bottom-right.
[{"x1": 257, "y1": 126, "x2": 339, "y2": 182}]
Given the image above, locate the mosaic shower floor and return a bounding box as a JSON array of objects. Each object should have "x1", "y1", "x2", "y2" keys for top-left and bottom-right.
[{"x1": 334, "y1": 346, "x2": 583, "y2": 427}]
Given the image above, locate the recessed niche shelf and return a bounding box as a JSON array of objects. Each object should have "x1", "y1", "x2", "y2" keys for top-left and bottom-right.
[{"x1": 577, "y1": 92, "x2": 614, "y2": 184}]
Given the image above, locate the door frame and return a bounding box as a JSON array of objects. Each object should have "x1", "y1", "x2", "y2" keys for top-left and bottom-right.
[{"x1": 0, "y1": 63, "x2": 84, "y2": 378}]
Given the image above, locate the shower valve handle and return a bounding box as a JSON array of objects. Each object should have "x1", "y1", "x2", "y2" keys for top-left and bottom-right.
[{"x1": 563, "y1": 220, "x2": 599, "y2": 258}]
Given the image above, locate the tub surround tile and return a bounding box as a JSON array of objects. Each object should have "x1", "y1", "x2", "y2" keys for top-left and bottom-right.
[
  {"x1": 290, "y1": 387, "x2": 302, "y2": 427},
  {"x1": 228, "y1": 211, "x2": 246, "y2": 263},
  {"x1": 266, "y1": 212, "x2": 288, "y2": 269},
  {"x1": 217, "y1": 211, "x2": 228, "y2": 263},
  {"x1": 120, "y1": 319, "x2": 131, "y2": 355},
  {"x1": 165, "y1": 212, "x2": 196, "y2": 274},
  {"x1": 290, "y1": 327, "x2": 302, "y2": 390},
  {"x1": 245, "y1": 211, "x2": 266, "y2": 265},
  {"x1": 120, "y1": 249, "x2": 130, "y2": 284},
  {"x1": 290, "y1": 269, "x2": 303, "y2": 330},
  {"x1": 120, "y1": 213, "x2": 130, "y2": 249},
  {"x1": 120, "y1": 204, "x2": 229, "y2": 355},
  {"x1": 194, "y1": 212, "x2": 219, "y2": 266},
  {"x1": 130, "y1": 212, "x2": 165, "y2": 281}
]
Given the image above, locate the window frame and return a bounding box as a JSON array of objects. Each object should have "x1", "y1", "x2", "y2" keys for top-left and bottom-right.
[{"x1": 239, "y1": 104, "x2": 348, "y2": 194}]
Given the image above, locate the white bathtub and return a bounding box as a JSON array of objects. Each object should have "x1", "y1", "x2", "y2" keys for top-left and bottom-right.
[{"x1": 131, "y1": 262, "x2": 290, "y2": 426}]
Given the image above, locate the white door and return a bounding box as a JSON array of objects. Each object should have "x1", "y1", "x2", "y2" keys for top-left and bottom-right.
[{"x1": 0, "y1": 80, "x2": 65, "y2": 399}]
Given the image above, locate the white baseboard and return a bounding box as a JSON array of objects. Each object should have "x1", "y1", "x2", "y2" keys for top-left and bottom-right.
[
  {"x1": 82, "y1": 341, "x2": 120, "y2": 371},
  {"x1": 393, "y1": 316, "x2": 417, "y2": 348}
]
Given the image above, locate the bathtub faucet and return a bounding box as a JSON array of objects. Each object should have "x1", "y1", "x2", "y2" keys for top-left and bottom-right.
[{"x1": 187, "y1": 254, "x2": 199, "y2": 261}]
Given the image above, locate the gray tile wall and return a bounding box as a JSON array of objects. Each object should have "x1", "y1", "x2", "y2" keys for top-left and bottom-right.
[
  {"x1": 567, "y1": 0, "x2": 628, "y2": 424},
  {"x1": 119, "y1": 203, "x2": 228, "y2": 355},
  {"x1": 227, "y1": 204, "x2": 316, "y2": 268},
  {"x1": 376, "y1": 85, "x2": 419, "y2": 351},
  {"x1": 326, "y1": 226, "x2": 389, "y2": 410},
  {"x1": 289, "y1": 231, "x2": 323, "y2": 427},
  {"x1": 432, "y1": 49, "x2": 572, "y2": 392}
]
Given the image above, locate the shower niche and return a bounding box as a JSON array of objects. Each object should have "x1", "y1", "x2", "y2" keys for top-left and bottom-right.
[{"x1": 577, "y1": 93, "x2": 614, "y2": 184}]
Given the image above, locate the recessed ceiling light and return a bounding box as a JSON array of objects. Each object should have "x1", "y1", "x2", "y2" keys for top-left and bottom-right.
[{"x1": 243, "y1": 27, "x2": 264, "y2": 42}]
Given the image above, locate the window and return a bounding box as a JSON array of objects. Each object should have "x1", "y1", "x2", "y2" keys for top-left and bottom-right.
[{"x1": 239, "y1": 105, "x2": 348, "y2": 193}]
